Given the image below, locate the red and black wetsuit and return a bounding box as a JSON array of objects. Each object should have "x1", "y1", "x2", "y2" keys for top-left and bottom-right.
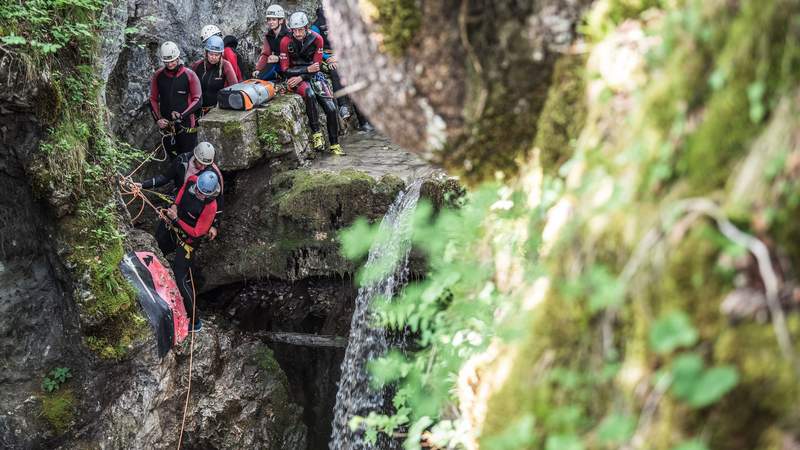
[
  {"x1": 155, "y1": 174, "x2": 218, "y2": 329},
  {"x1": 280, "y1": 30, "x2": 339, "y2": 145},
  {"x1": 140, "y1": 152, "x2": 224, "y2": 229},
  {"x1": 149, "y1": 65, "x2": 202, "y2": 157},
  {"x1": 255, "y1": 24, "x2": 290, "y2": 81},
  {"x1": 190, "y1": 58, "x2": 238, "y2": 115}
]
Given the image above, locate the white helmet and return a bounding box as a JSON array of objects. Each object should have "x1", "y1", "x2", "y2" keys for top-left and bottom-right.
[
  {"x1": 200, "y1": 24, "x2": 222, "y2": 42},
  {"x1": 266, "y1": 4, "x2": 285, "y2": 19},
  {"x1": 160, "y1": 41, "x2": 180, "y2": 62},
  {"x1": 288, "y1": 11, "x2": 309, "y2": 29},
  {"x1": 193, "y1": 142, "x2": 215, "y2": 165}
]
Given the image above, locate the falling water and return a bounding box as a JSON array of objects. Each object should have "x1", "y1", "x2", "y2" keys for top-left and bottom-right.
[{"x1": 329, "y1": 178, "x2": 423, "y2": 450}]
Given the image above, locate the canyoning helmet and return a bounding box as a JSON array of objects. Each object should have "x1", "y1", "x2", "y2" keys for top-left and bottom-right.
[
  {"x1": 266, "y1": 4, "x2": 286, "y2": 19},
  {"x1": 193, "y1": 142, "x2": 216, "y2": 165},
  {"x1": 160, "y1": 41, "x2": 181, "y2": 62},
  {"x1": 288, "y1": 11, "x2": 309, "y2": 29},
  {"x1": 200, "y1": 24, "x2": 223, "y2": 42},
  {"x1": 204, "y1": 35, "x2": 225, "y2": 53},
  {"x1": 197, "y1": 171, "x2": 220, "y2": 196}
]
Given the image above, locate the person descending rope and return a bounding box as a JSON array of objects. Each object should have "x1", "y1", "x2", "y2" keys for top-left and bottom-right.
[
  {"x1": 191, "y1": 36, "x2": 238, "y2": 118},
  {"x1": 281, "y1": 11, "x2": 344, "y2": 155},
  {"x1": 149, "y1": 41, "x2": 202, "y2": 158},
  {"x1": 200, "y1": 24, "x2": 242, "y2": 82},
  {"x1": 136, "y1": 141, "x2": 224, "y2": 240},
  {"x1": 253, "y1": 4, "x2": 290, "y2": 82},
  {"x1": 157, "y1": 170, "x2": 221, "y2": 333}
]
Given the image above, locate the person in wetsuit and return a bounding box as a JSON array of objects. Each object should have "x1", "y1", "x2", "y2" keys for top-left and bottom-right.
[
  {"x1": 137, "y1": 141, "x2": 224, "y2": 240},
  {"x1": 157, "y1": 170, "x2": 221, "y2": 333},
  {"x1": 310, "y1": 6, "x2": 352, "y2": 120},
  {"x1": 191, "y1": 35, "x2": 237, "y2": 117},
  {"x1": 149, "y1": 41, "x2": 202, "y2": 158},
  {"x1": 281, "y1": 11, "x2": 344, "y2": 155},
  {"x1": 201, "y1": 24, "x2": 243, "y2": 82},
  {"x1": 253, "y1": 4, "x2": 290, "y2": 82}
]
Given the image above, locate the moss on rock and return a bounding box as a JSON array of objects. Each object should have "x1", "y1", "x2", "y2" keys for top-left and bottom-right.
[
  {"x1": 534, "y1": 55, "x2": 588, "y2": 171},
  {"x1": 365, "y1": 0, "x2": 422, "y2": 57},
  {"x1": 41, "y1": 389, "x2": 75, "y2": 433}
]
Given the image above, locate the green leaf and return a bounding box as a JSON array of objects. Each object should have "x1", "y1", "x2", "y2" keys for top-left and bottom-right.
[
  {"x1": 587, "y1": 266, "x2": 624, "y2": 312},
  {"x1": 687, "y1": 366, "x2": 739, "y2": 407},
  {"x1": 404, "y1": 416, "x2": 433, "y2": 450},
  {"x1": 545, "y1": 434, "x2": 584, "y2": 450},
  {"x1": 670, "y1": 353, "x2": 705, "y2": 398},
  {"x1": 596, "y1": 413, "x2": 636, "y2": 445},
  {"x1": 649, "y1": 311, "x2": 698, "y2": 354},
  {"x1": 670, "y1": 354, "x2": 739, "y2": 408},
  {"x1": 1, "y1": 35, "x2": 27, "y2": 45},
  {"x1": 671, "y1": 439, "x2": 709, "y2": 450},
  {"x1": 339, "y1": 218, "x2": 379, "y2": 260}
]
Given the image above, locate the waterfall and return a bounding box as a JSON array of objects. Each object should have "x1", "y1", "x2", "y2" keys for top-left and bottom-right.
[{"x1": 330, "y1": 178, "x2": 424, "y2": 450}]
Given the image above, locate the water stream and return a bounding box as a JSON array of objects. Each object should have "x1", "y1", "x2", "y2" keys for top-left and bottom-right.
[{"x1": 329, "y1": 178, "x2": 424, "y2": 450}]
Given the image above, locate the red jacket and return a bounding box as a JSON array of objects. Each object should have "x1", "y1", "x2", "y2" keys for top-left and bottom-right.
[
  {"x1": 174, "y1": 175, "x2": 218, "y2": 239},
  {"x1": 223, "y1": 47, "x2": 243, "y2": 82},
  {"x1": 149, "y1": 65, "x2": 202, "y2": 127}
]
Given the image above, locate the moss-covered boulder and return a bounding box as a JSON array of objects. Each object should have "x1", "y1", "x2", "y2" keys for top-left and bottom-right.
[
  {"x1": 196, "y1": 167, "x2": 405, "y2": 290},
  {"x1": 198, "y1": 95, "x2": 327, "y2": 172}
]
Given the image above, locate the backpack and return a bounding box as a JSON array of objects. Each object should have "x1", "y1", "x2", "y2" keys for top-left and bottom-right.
[{"x1": 217, "y1": 79, "x2": 276, "y2": 110}]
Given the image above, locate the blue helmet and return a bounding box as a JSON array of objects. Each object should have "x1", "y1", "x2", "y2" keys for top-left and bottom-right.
[
  {"x1": 197, "y1": 171, "x2": 219, "y2": 196},
  {"x1": 205, "y1": 35, "x2": 224, "y2": 53}
]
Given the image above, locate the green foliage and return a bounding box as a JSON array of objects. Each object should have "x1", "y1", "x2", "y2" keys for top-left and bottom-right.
[
  {"x1": 9, "y1": 0, "x2": 149, "y2": 359},
  {"x1": 649, "y1": 311, "x2": 699, "y2": 354},
  {"x1": 40, "y1": 389, "x2": 75, "y2": 432},
  {"x1": 42, "y1": 367, "x2": 72, "y2": 393},
  {"x1": 258, "y1": 129, "x2": 281, "y2": 153},
  {"x1": 254, "y1": 346, "x2": 281, "y2": 374},
  {"x1": 595, "y1": 413, "x2": 635, "y2": 445},
  {"x1": 0, "y1": 0, "x2": 107, "y2": 64},
  {"x1": 668, "y1": 353, "x2": 739, "y2": 408},
  {"x1": 671, "y1": 441, "x2": 709, "y2": 450}
]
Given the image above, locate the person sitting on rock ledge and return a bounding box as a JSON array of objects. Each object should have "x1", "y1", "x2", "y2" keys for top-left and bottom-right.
[
  {"x1": 149, "y1": 41, "x2": 202, "y2": 158},
  {"x1": 191, "y1": 35, "x2": 238, "y2": 118},
  {"x1": 136, "y1": 141, "x2": 224, "y2": 241},
  {"x1": 311, "y1": 6, "x2": 353, "y2": 120},
  {"x1": 253, "y1": 4, "x2": 290, "y2": 82},
  {"x1": 201, "y1": 24, "x2": 242, "y2": 82},
  {"x1": 280, "y1": 11, "x2": 344, "y2": 155},
  {"x1": 157, "y1": 170, "x2": 221, "y2": 333}
]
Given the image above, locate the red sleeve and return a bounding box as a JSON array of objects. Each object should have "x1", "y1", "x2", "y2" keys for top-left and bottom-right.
[
  {"x1": 255, "y1": 34, "x2": 271, "y2": 72},
  {"x1": 149, "y1": 69, "x2": 163, "y2": 121},
  {"x1": 180, "y1": 69, "x2": 202, "y2": 122},
  {"x1": 222, "y1": 60, "x2": 237, "y2": 87},
  {"x1": 178, "y1": 201, "x2": 217, "y2": 238},
  {"x1": 313, "y1": 32, "x2": 324, "y2": 64},
  {"x1": 279, "y1": 36, "x2": 291, "y2": 72},
  {"x1": 223, "y1": 48, "x2": 243, "y2": 81}
]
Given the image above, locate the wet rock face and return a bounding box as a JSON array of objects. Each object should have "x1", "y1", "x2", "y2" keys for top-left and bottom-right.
[
  {"x1": 0, "y1": 90, "x2": 89, "y2": 448},
  {"x1": 102, "y1": 0, "x2": 322, "y2": 148},
  {"x1": 206, "y1": 277, "x2": 356, "y2": 450},
  {"x1": 83, "y1": 322, "x2": 306, "y2": 450}
]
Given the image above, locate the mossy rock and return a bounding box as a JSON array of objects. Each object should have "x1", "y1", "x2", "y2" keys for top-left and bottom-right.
[
  {"x1": 272, "y1": 169, "x2": 404, "y2": 231},
  {"x1": 41, "y1": 389, "x2": 75, "y2": 433}
]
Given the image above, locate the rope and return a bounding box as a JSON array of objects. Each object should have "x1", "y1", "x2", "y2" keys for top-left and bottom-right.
[{"x1": 176, "y1": 268, "x2": 198, "y2": 450}]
